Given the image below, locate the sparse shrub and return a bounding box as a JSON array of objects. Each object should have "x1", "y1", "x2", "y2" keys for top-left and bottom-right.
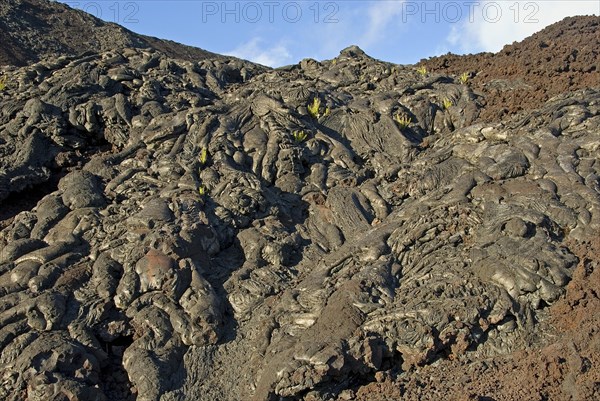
[
  {"x1": 416, "y1": 66, "x2": 427, "y2": 76},
  {"x1": 459, "y1": 72, "x2": 469, "y2": 84},
  {"x1": 198, "y1": 185, "x2": 206, "y2": 196},
  {"x1": 293, "y1": 130, "x2": 308, "y2": 143},
  {"x1": 442, "y1": 98, "x2": 453, "y2": 109},
  {"x1": 307, "y1": 97, "x2": 330, "y2": 119},
  {"x1": 394, "y1": 113, "x2": 412, "y2": 129},
  {"x1": 0, "y1": 75, "x2": 7, "y2": 91}
]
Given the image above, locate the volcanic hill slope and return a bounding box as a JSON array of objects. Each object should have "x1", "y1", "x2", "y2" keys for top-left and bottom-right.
[
  {"x1": 419, "y1": 15, "x2": 600, "y2": 123},
  {"x1": 0, "y1": 3, "x2": 599, "y2": 401},
  {"x1": 0, "y1": 0, "x2": 239, "y2": 66}
]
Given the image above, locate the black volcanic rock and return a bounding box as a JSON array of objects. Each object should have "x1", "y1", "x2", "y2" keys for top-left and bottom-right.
[{"x1": 0, "y1": 5, "x2": 599, "y2": 401}]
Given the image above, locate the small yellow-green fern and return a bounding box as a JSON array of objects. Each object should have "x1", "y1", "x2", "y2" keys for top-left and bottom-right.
[
  {"x1": 442, "y1": 98, "x2": 453, "y2": 110},
  {"x1": 198, "y1": 186, "x2": 206, "y2": 196},
  {"x1": 394, "y1": 113, "x2": 412, "y2": 129},
  {"x1": 293, "y1": 130, "x2": 308, "y2": 143},
  {"x1": 199, "y1": 147, "x2": 208, "y2": 165},
  {"x1": 0, "y1": 76, "x2": 7, "y2": 91},
  {"x1": 307, "y1": 97, "x2": 331, "y2": 119},
  {"x1": 307, "y1": 97, "x2": 322, "y2": 119},
  {"x1": 416, "y1": 66, "x2": 427, "y2": 76},
  {"x1": 459, "y1": 72, "x2": 469, "y2": 84}
]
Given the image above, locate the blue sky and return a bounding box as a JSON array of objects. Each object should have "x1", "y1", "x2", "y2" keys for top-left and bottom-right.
[{"x1": 58, "y1": 1, "x2": 600, "y2": 67}]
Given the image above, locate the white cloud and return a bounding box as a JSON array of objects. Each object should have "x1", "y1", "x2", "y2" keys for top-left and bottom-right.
[
  {"x1": 446, "y1": 1, "x2": 600, "y2": 54},
  {"x1": 359, "y1": 1, "x2": 407, "y2": 47},
  {"x1": 225, "y1": 37, "x2": 292, "y2": 67}
]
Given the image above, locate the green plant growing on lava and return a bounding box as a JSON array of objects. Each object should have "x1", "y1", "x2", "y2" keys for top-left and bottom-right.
[
  {"x1": 307, "y1": 97, "x2": 320, "y2": 118},
  {"x1": 293, "y1": 130, "x2": 308, "y2": 143},
  {"x1": 416, "y1": 66, "x2": 427, "y2": 76},
  {"x1": 459, "y1": 72, "x2": 469, "y2": 84},
  {"x1": 198, "y1": 185, "x2": 207, "y2": 196},
  {"x1": 442, "y1": 98, "x2": 453, "y2": 110},
  {"x1": 394, "y1": 113, "x2": 412, "y2": 129},
  {"x1": 199, "y1": 147, "x2": 208, "y2": 165},
  {"x1": 307, "y1": 97, "x2": 330, "y2": 119},
  {"x1": 0, "y1": 76, "x2": 7, "y2": 91}
]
